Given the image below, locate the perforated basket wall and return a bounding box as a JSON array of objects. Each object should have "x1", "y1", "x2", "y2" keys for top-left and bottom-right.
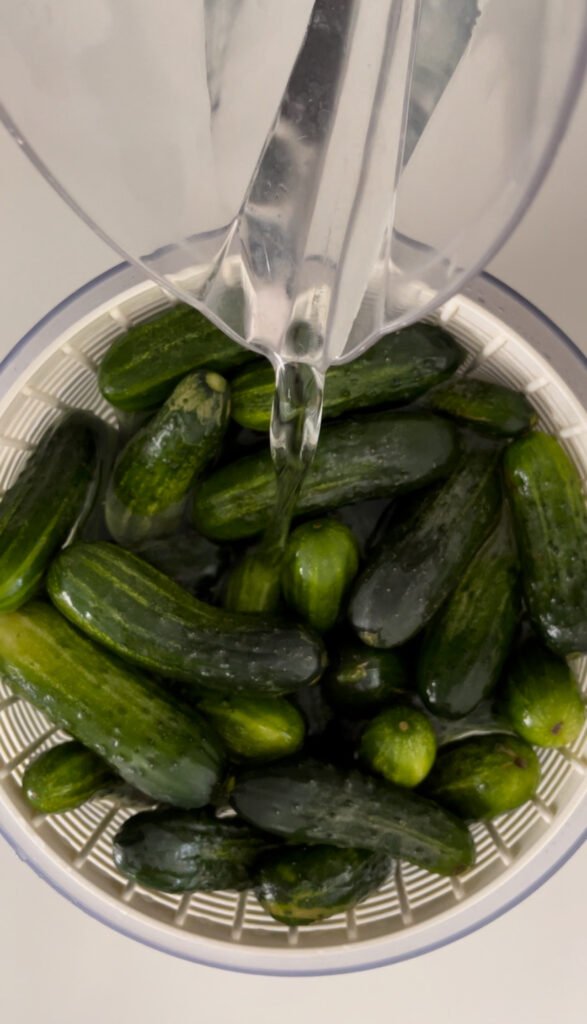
[{"x1": 0, "y1": 272, "x2": 584, "y2": 974}]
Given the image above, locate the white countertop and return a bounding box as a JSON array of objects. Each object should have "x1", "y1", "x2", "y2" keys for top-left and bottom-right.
[{"x1": 0, "y1": 74, "x2": 586, "y2": 1024}]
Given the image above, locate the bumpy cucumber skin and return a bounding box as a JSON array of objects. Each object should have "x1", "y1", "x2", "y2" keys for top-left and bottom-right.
[
  {"x1": 231, "y1": 760, "x2": 474, "y2": 876},
  {"x1": 428, "y1": 378, "x2": 537, "y2": 436},
  {"x1": 417, "y1": 516, "x2": 520, "y2": 719},
  {"x1": 231, "y1": 325, "x2": 464, "y2": 430},
  {"x1": 254, "y1": 845, "x2": 391, "y2": 925},
  {"x1": 500, "y1": 640, "x2": 585, "y2": 748},
  {"x1": 0, "y1": 602, "x2": 223, "y2": 807},
  {"x1": 424, "y1": 734, "x2": 541, "y2": 820},
  {"x1": 22, "y1": 740, "x2": 117, "y2": 813},
  {"x1": 113, "y1": 809, "x2": 270, "y2": 893},
  {"x1": 281, "y1": 520, "x2": 360, "y2": 632},
  {"x1": 349, "y1": 449, "x2": 502, "y2": 648},
  {"x1": 223, "y1": 549, "x2": 282, "y2": 614},
  {"x1": 47, "y1": 542, "x2": 326, "y2": 696},
  {"x1": 0, "y1": 413, "x2": 96, "y2": 611},
  {"x1": 198, "y1": 694, "x2": 305, "y2": 761},
  {"x1": 98, "y1": 305, "x2": 254, "y2": 411},
  {"x1": 503, "y1": 432, "x2": 587, "y2": 655},
  {"x1": 193, "y1": 412, "x2": 458, "y2": 541},
  {"x1": 324, "y1": 641, "x2": 407, "y2": 711},
  {"x1": 106, "y1": 371, "x2": 230, "y2": 545},
  {"x1": 360, "y1": 706, "x2": 437, "y2": 788}
]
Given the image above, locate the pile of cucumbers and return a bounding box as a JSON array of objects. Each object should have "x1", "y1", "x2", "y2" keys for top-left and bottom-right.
[{"x1": 0, "y1": 303, "x2": 585, "y2": 929}]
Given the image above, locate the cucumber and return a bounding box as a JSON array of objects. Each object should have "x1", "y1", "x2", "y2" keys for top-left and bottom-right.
[
  {"x1": 500, "y1": 640, "x2": 585, "y2": 748},
  {"x1": 98, "y1": 304, "x2": 254, "y2": 411},
  {"x1": 47, "y1": 542, "x2": 326, "y2": 696},
  {"x1": 417, "y1": 515, "x2": 520, "y2": 719},
  {"x1": 424, "y1": 734, "x2": 541, "y2": 820},
  {"x1": 223, "y1": 549, "x2": 282, "y2": 614},
  {"x1": 231, "y1": 324, "x2": 464, "y2": 430},
  {"x1": 193, "y1": 412, "x2": 459, "y2": 541},
  {"x1": 133, "y1": 529, "x2": 228, "y2": 599},
  {"x1": 503, "y1": 432, "x2": 587, "y2": 655},
  {"x1": 0, "y1": 602, "x2": 223, "y2": 807},
  {"x1": 231, "y1": 760, "x2": 475, "y2": 875},
  {"x1": 198, "y1": 694, "x2": 305, "y2": 761},
  {"x1": 106, "y1": 370, "x2": 230, "y2": 545},
  {"x1": 113, "y1": 809, "x2": 271, "y2": 893},
  {"x1": 332, "y1": 498, "x2": 395, "y2": 558},
  {"x1": 0, "y1": 412, "x2": 97, "y2": 611},
  {"x1": 428, "y1": 378, "x2": 537, "y2": 436},
  {"x1": 281, "y1": 520, "x2": 360, "y2": 633},
  {"x1": 360, "y1": 706, "x2": 437, "y2": 788},
  {"x1": 22, "y1": 740, "x2": 117, "y2": 813},
  {"x1": 290, "y1": 684, "x2": 334, "y2": 740},
  {"x1": 254, "y1": 845, "x2": 391, "y2": 926},
  {"x1": 349, "y1": 448, "x2": 501, "y2": 648},
  {"x1": 75, "y1": 415, "x2": 120, "y2": 543},
  {"x1": 324, "y1": 640, "x2": 407, "y2": 711}
]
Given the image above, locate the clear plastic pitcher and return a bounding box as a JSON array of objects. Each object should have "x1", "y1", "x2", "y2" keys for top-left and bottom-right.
[{"x1": 1, "y1": 0, "x2": 586, "y2": 371}]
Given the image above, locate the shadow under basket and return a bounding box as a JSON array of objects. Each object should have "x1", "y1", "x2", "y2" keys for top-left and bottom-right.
[{"x1": 0, "y1": 266, "x2": 585, "y2": 974}]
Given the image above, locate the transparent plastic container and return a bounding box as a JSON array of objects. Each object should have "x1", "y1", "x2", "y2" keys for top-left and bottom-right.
[
  {"x1": 1, "y1": 1, "x2": 587, "y2": 366},
  {"x1": 0, "y1": 267, "x2": 584, "y2": 974}
]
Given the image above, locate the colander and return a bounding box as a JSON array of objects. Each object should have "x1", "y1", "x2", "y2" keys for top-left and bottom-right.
[{"x1": 0, "y1": 264, "x2": 585, "y2": 975}]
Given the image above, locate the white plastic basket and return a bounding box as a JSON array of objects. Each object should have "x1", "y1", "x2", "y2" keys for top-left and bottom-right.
[{"x1": 0, "y1": 266, "x2": 584, "y2": 975}]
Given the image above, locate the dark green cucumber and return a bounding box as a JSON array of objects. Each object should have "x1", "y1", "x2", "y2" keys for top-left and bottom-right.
[
  {"x1": 223, "y1": 549, "x2": 282, "y2": 614},
  {"x1": 332, "y1": 498, "x2": 395, "y2": 558},
  {"x1": 0, "y1": 602, "x2": 223, "y2": 807},
  {"x1": 47, "y1": 542, "x2": 326, "y2": 696},
  {"x1": 349, "y1": 448, "x2": 502, "y2": 648},
  {"x1": 231, "y1": 324, "x2": 464, "y2": 430},
  {"x1": 133, "y1": 529, "x2": 228, "y2": 599},
  {"x1": 360, "y1": 706, "x2": 437, "y2": 788},
  {"x1": 75, "y1": 414, "x2": 120, "y2": 543},
  {"x1": 98, "y1": 304, "x2": 255, "y2": 411},
  {"x1": 290, "y1": 685, "x2": 334, "y2": 740},
  {"x1": 113, "y1": 809, "x2": 271, "y2": 893},
  {"x1": 254, "y1": 845, "x2": 391, "y2": 926},
  {"x1": 428, "y1": 378, "x2": 537, "y2": 436},
  {"x1": 231, "y1": 760, "x2": 475, "y2": 875},
  {"x1": 193, "y1": 412, "x2": 459, "y2": 541},
  {"x1": 500, "y1": 640, "x2": 585, "y2": 748},
  {"x1": 22, "y1": 740, "x2": 117, "y2": 813},
  {"x1": 503, "y1": 432, "x2": 587, "y2": 654},
  {"x1": 417, "y1": 515, "x2": 520, "y2": 719},
  {"x1": 0, "y1": 413, "x2": 97, "y2": 611},
  {"x1": 281, "y1": 520, "x2": 359, "y2": 632},
  {"x1": 199, "y1": 694, "x2": 305, "y2": 761},
  {"x1": 424, "y1": 734, "x2": 540, "y2": 820},
  {"x1": 324, "y1": 640, "x2": 407, "y2": 711},
  {"x1": 106, "y1": 370, "x2": 230, "y2": 545}
]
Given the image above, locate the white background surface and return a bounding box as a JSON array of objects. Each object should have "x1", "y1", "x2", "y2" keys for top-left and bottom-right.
[{"x1": 0, "y1": 68, "x2": 586, "y2": 1024}]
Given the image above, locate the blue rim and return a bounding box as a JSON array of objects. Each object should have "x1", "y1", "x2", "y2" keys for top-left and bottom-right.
[{"x1": 0, "y1": 262, "x2": 585, "y2": 975}]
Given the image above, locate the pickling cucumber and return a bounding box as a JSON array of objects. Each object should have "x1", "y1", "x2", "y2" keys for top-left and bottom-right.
[
  {"x1": 424, "y1": 734, "x2": 541, "y2": 820},
  {"x1": 417, "y1": 515, "x2": 520, "y2": 718},
  {"x1": 349, "y1": 448, "x2": 502, "y2": 648},
  {"x1": 428, "y1": 378, "x2": 537, "y2": 436},
  {"x1": 198, "y1": 694, "x2": 305, "y2": 761},
  {"x1": 47, "y1": 542, "x2": 326, "y2": 696},
  {"x1": 113, "y1": 809, "x2": 271, "y2": 893},
  {"x1": 231, "y1": 760, "x2": 475, "y2": 875},
  {"x1": 0, "y1": 412, "x2": 97, "y2": 611},
  {"x1": 231, "y1": 324, "x2": 464, "y2": 430},
  {"x1": 254, "y1": 845, "x2": 391, "y2": 925},
  {"x1": 503, "y1": 432, "x2": 587, "y2": 654},
  {"x1": 106, "y1": 370, "x2": 230, "y2": 545},
  {"x1": 193, "y1": 412, "x2": 458, "y2": 541},
  {"x1": 281, "y1": 520, "x2": 360, "y2": 632},
  {"x1": 133, "y1": 529, "x2": 228, "y2": 599},
  {"x1": 98, "y1": 304, "x2": 255, "y2": 411},
  {"x1": 22, "y1": 740, "x2": 117, "y2": 813},
  {"x1": 500, "y1": 640, "x2": 585, "y2": 748},
  {"x1": 0, "y1": 602, "x2": 223, "y2": 807},
  {"x1": 324, "y1": 640, "x2": 407, "y2": 711},
  {"x1": 360, "y1": 705, "x2": 437, "y2": 788}
]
